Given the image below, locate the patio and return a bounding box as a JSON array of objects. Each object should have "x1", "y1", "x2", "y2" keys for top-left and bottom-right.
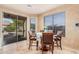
[{"x1": 0, "y1": 4, "x2": 79, "y2": 54}]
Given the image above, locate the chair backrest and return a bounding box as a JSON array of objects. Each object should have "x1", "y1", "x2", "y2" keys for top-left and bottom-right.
[
  {"x1": 42, "y1": 32, "x2": 53, "y2": 44},
  {"x1": 56, "y1": 31, "x2": 63, "y2": 39},
  {"x1": 40, "y1": 30, "x2": 44, "y2": 32},
  {"x1": 28, "y1": 31, "x2": 32, "y2": 37},
  {"x1": 57, "y1": 31, "x2": 63, "y2": 36},
  {"x1": 28, "y1": 31, "x2": 36, "y2": 38}
]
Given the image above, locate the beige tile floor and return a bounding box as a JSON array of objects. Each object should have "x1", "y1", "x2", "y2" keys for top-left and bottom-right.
[{"x1": 0, "y1": 40, "x2": 79, "y2": 54}]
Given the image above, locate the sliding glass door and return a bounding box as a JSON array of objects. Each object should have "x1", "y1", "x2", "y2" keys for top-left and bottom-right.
[
  {"x1": 44, "y1": 12, "x2": 65, "y2": 36},
  {"x1": 3, "y1": 13, "x2": 27, "y2": 45}
]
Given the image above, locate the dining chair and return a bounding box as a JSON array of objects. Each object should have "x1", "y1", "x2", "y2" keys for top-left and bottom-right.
[
  {"x1": 41, "y1": 32, "x2": 54, "y2": 54},
  {"x1": 53, "y1": 31, "x2": 63, "y2": 50},
  {"x1": 28, "y1": 31, "x2": 38, "y2": 50}
]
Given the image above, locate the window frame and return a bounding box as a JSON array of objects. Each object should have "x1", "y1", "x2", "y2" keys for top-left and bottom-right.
[{"x1": 44, "y1": 12, "x2": 66, "y2": 36}]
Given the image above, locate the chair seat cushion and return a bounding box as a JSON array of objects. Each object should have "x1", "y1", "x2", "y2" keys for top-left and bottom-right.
[{"x1": 30, "y1": 37, "x2": 36, "y2": 40}]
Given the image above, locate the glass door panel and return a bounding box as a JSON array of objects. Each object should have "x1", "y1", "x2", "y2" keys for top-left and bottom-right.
[
  {"x1": 17, "y1": 16, "x2": 26, "y2": 41},
  {"x1": 3, "y1": 13, "x2": 17, "y2": 45}
]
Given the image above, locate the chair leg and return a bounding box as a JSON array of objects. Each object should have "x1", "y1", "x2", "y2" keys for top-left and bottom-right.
[
  {"x1": 42, "y1": 44, "x2": 44, "y2": 54},
  {"x1": 56, "y1": 40, "x2": 59, "y2": 47},
  {"x1": 29, "y1": 40, "x2": 31, "y2": 50},
  {"x1": 60, "y1": 40, "x2": 62, "y2": 50},
  {"x1": 52, "y1": 43, "x2": 54, "y2": 54},
  {"x1": 36, "y1": 41, "x2": 39, "y2": 50},
  {"x1": 49, "y1": 45, "x2": 51, "y2": 51}
]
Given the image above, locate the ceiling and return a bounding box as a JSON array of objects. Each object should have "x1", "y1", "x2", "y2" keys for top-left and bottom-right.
[{"x1": 0, "y1": 4, "x2": 62, "y2": 15}]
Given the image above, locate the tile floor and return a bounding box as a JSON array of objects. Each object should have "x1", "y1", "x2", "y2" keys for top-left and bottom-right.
[{"x1": 0, "y1": 40, "x2": 79, "y2": 54}]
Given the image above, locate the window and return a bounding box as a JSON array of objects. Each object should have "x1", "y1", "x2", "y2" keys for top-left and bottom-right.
[
  {"x1": 54, "y1": 12, "x2": 65, "y2": 36},
  {"x1": 44, "y1": 15, "x2": 53, "y2": 32},
  {"x1": 30, "y1": 17, "x2": 36, "y2": 32},
  {"x1": 44, "y1": 12, "x2": 65, "y2": 36}
]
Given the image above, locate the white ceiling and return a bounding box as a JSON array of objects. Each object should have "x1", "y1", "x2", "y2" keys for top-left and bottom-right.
[{"x1": 0, "y1": 4, "x2": 62, "y2": 15}]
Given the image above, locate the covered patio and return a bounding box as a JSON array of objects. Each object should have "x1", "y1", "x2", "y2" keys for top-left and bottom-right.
[{"x1": 0, "y1": 4, "x2": 79, "y2": 54}]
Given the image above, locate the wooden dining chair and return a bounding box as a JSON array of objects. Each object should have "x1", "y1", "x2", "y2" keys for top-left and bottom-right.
[
  {"x1": 41, "y1": 32, "x2": 54, "y2": 54},
  {"x1": 53, "y1": 31, "x2": 63, "y2": 50},
  {"x1": 28, "y1": 31, "x2": 38, "y2": 50}
]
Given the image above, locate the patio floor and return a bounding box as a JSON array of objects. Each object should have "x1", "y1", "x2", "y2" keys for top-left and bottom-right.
[{"x1": 0, "y1": 40, "x2": 79, "y2": 54}]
